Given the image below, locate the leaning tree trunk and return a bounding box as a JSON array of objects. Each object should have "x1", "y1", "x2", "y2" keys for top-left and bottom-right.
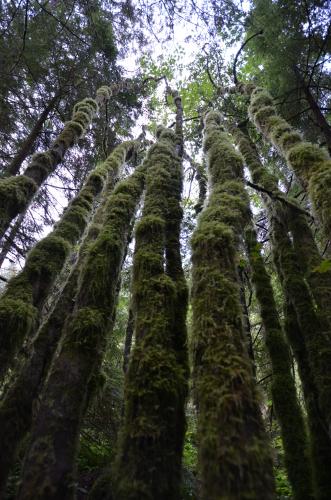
[
  {"x1": 0, "y1": 140, "x2": 135, "y2": 381},
  {"x1": 17, "y1": 159, "x2": 146, "y2": 500},
  {"x1": 245, "y1": 85, "x2": 331, "y2": 240},
  {"x1": 0, "y1": 141, "x2": 133, "y2": 494},
  {"x1": 0, "y1": 211, "x2": 26, "y2": 268},
  {"x1": 113, "y1": 126, "x2": 188, "y2": 500},
  {"x1": 244, "y1": 224, "x2": 313, "y2": 500},
  {"x1": 3, "y1": 92, "x2": 61, "y2": 178},
  {"x1": 232, "y1": 123, "x2": 331, "y2": 498},
  {"x1": 0, "y1": 86, "x2": 110, "y2": 239},
  {"x1": 284, "y1": 298, "x2": 331, "y2": 500},
  {"x1": 191, "y1": 111, "x2": 275, "y2": 500}
]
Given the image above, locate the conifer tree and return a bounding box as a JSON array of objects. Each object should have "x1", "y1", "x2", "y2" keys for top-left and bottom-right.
[
  {"x1": 17, "y1": 150, "x2": 146, "y2": 500},
  {"x1": 191, "y1": 111, "x2": 275, "y2": 500},
  {"x1": 114, "y1": 126, "x2": 188, "y2": 500},
  {"x1": 0, "y1": 135, "x2": 131, "y2": 380}
]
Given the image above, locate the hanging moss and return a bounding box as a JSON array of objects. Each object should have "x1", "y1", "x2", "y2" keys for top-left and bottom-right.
[
  {"x1": 191, "y1": 111, "x2": 275, "y2": 500},
  {"x1": 0, "y1": 89, "x2": 104, "y2": 239},
  {"x1": 0, "y1": 141, "x2": 134, "y2": 381},
  {"x1": 17, "y1": 159, "x2": 146, "y2": 500},
  {"x1": 113, "y1": 127, "x2": 188, "y2": 500},
  {"x1": 245, "y1": 225, "x2": 313, "y2": 500},
  {"x1": 248, "y1": 87, "x2": 331, "y2": 239}
]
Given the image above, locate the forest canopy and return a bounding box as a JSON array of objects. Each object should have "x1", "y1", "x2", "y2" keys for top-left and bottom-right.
[{"x1": 0, "y1": 0, "x2": 331, "y2": 499}]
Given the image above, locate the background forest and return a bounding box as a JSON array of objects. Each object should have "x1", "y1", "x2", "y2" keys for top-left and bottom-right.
[{"x1": 0, "y1": 0, "x2": 331, "y2": 499}]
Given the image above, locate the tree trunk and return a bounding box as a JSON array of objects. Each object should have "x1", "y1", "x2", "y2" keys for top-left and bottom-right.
[
  {"x1": 17, "y1": 160, "x2": 145, "y2": 500},
  {"x1": 191, "y1": 111, "x2": 275, "y2": 500},
  {"x1": 3, "y1": 93, "x2": 60, "y2": 178},
  {"x1": 114, "y1": 127, "x2": 188, "y2": 500},
  {"x1": 0, "y1": 141, "x2": 134, "y2": 381}
]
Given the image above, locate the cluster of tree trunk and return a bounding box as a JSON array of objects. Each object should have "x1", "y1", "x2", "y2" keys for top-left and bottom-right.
[{"x1": 1, "y1": 42, "x2": 331, "y2": 500}]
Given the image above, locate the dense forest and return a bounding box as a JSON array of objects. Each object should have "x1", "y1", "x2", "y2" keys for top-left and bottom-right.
[{"x1": 0, "y1": 0, "x2": 331, "y2": 498}]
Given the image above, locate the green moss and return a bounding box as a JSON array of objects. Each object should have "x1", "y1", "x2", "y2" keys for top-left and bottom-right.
[
  {"x1": 245, "y1": 226, "x2": 313, "y2": 500},
  {"x1": 17, "y1": 150, "x2": 146, "y2": 499},
  {"x1": 0, "y1": 175, "x2": 37, "y2": 235},
  {"x1": 190, "y1": 111, "x2": 275, "y2": 500},
  {"x1": 248, "y1": 87, "x2": 331, "y2": 239},
  {"x1": 0, "y1": 142, "x2": 134, "y2": 381},
  {"x1": 114, "y1": 126, "x2": 188, "y2": 500}
]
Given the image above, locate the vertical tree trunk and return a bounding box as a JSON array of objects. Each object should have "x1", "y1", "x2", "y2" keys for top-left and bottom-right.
[
  {"x1": 232, "y1": 123, "x2": 331, "y2": 498},
  {"x1": 247, "y1": 85, "x2": 331, "y2": 240},
  {"x1": 191, "y1": 111, "x2": 275, "y2": 500},
  {"x1": 114, "y1": 126, "x2": 188, "y2": 500},
  {"x1": 0, "y1": 211, "x2": 26, "y2": 268},
  {"x1": 0, "y1": 142, "x2": 130, "y2": 494}
]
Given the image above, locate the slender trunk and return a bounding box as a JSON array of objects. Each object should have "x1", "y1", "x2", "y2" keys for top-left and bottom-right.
[
  {"x1": 191, "y1": 111, "x2": 275, "y2": 500},
  {"x1": 284, "y1": 300, "x2": 331, "y2": 500},
  {"x1": 238, "y1": 267, "x2": 255, "y2": 371},
  {"x1": 123, "y1": 305, "x2": 134, "y2": 374},
  {"x1": 0, "y1": 86, "x2": 110, "y2": 239},
  {"x1": 246, "y1": 85, "x2": 331, "y2": 240},
  {"x1": 114, "y1": 127, "x2": 188, "y2": 500},
  {"x1": 294, "y1": 68, "x2": 331, "y2": 155},
  {"x1": 0, "y1": 143, "x2": 126, "y2": 494},
  {"x1": 245, "y1": 224, "x2": 313, "y2": 500},
  {"x1": 17, "y1": 160, "x2": 145, "y2": 500},
  {"x1": 0, "y1": 211, "x2": 26, "y2": 268},
  {"x1": 3, "y1": 93, "x2": 60, "y2": 178},
  {"x1": 0, "y1": 141, "x2": 134, "y2": 380},
  {"x1": 232, "y1": 123, "x2": 331, "y2": 497}
]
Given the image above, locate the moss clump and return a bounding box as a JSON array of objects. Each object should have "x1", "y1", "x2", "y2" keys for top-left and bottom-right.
[
  {"x1": 113, "y1": 127, "x2": 188, "y2": 500},
  {"x1": 0, "y1": 142, "x2": 134, "y2": 381},
  {"x1": 190, "y1": 111, "x2": 275, "y2": 500},
  {"x1": 17, "y1": 153, "x2": 146, "y2": 499},
  {"x1": 0, "y1": 89, "x2": 105, "y2": 239},
  {"x1": 0, "y1": 175, "x2": 37, "y2": 236},
  {"x1": 248, "y1": 87, "x2": 331, "y2": 239}
]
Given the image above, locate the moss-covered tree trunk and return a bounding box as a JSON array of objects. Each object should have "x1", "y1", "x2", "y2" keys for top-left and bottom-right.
[
  {"x1": 0, "y1": 86, "x2": 110, "y2": 239},
  {"x1": 191, "y1": 111, "x2": 275, "y2": 500},
  {"x1": 0, "y1": 140, "x2": 134, "y2": 380},
  {"x1": 246, "y1": 86, "x2": 331, "y2": 240},
  {"x1": 245, "y1": 225, "x2": 313, "y2": 499},
  {"x1": 17, "y1": 161, "x2": 145, "y2": 500},
  {"x1": 114, "y1": 126, "x2": 188, "y2": 500},
  {"x1": 0, "y1": 142, "x2": 135, "y2": 494},
  {"x1": 284, "y1": 299, "x2": 331, "y2": 500},
  {"x1": 232, "y1": 123, "x2": 331, "y2": 498}
]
